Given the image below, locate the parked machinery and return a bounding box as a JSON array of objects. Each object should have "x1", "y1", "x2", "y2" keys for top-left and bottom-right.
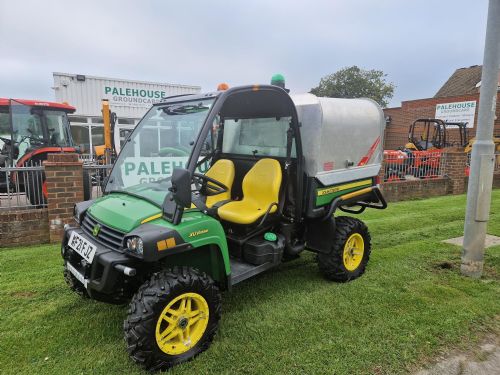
[
  {"x1": 383, "y1": 118, "x2": 469, "y2": 181},
  {"x1": 0, "y1": 98, "x2": 79, "y2": 205}
]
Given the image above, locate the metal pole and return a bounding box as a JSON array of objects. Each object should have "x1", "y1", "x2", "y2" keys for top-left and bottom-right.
[
  {"x1": 88, "y1": 123, "x2": 93, "y2": 159},
  {"x1": 461, "y1": 0, "x2": 500, "y2": 278}
]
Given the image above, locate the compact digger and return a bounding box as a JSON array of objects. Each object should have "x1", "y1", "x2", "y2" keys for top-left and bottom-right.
[{"x1": 92, "y1": 99, "x2": 117, "y2": 164}]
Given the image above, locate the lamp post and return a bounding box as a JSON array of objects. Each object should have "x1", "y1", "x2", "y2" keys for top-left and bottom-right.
[{"x1": 461, "y1": 0, "x2": 500, "y2": 278}]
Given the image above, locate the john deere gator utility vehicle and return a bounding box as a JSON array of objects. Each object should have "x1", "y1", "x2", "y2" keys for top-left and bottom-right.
[{"x1": 62, "y1": 84, "x2": 387, "y2": 371}]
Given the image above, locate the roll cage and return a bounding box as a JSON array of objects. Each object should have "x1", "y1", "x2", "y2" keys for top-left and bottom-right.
[
  {"x1": 160, "y1": 85, "x2": 304, "y2": 224},
  {"x1": 407, "y1": 118, "x2": 469, "y2": 151},
  {"x1": 408, "y1": 118, "x2": 446, "y2": 151}
]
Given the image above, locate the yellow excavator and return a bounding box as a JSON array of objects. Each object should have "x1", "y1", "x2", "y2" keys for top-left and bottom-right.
[
  {"x1": 93, "y1": 99, "x2": 117, "y2": 164},
  {"x1": 464, "y1": 135, "x2": 500, "y2": 174},
  {"x1": 464, "y1": 136, "x2": 500, "y2": 154}
]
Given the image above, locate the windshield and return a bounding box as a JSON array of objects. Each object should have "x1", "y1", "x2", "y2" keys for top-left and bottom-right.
[{"x1": 105, "y1": 98, "x2": 215, "y2": 205}]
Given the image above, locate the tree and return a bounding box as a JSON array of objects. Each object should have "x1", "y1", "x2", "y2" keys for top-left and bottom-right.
[{"x1": 310, "y1": 66, "x2": 395, "y2": 107}]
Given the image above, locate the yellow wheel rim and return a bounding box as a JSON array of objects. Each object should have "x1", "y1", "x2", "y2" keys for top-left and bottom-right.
[
  {"x1": 155, "y1": 292, "x2": 209, "y2": 355},
  {"x1": 343, "y1": 233, "x2": 365, "y2": 271}
]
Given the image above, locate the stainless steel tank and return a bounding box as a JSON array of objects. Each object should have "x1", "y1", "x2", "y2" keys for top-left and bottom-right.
[{"x1": 292, "y1": 94, "x2": 385, "y2": 186}]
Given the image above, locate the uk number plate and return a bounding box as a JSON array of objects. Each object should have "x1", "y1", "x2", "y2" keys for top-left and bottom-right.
[{"x1": 68, "y1": 231, "x2": 97, "y2": 263}]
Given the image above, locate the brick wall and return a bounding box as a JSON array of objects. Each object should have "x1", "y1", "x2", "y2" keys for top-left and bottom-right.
[
  {"x1": 442, "y1": 150, "x2": 468, "y2": 194},
  {"x1": 0, "y1": 209, "x2": 49, "y2": 247},
  {"x1": 383, "y1": 93, "x2": 500, "y2": 150},
  {"x1": 44, "y1": 153, "x2": 84, "y2": 243},
  {"x1": 380, "y1": 178, "x2": 450, "y2": 202},
  {"x1": 379, "y1": 149, "x2": 469, "y2": 201},
  {"x1": 465, "y1": 173, "x2": 500, "y2": 190}
]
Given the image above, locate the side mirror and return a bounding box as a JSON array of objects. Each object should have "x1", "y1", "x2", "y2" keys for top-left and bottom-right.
[{"x1": 170, "y1": 168, "x2": 192, "y2": 208}]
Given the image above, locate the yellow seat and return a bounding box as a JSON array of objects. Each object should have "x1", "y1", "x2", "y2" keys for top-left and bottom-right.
[
  {"x1": 205, "y1": 159, "x2": 235, "y2": 208},
  {"x1": 218, "y1": 158, "x2": 282, "y2": 224}
]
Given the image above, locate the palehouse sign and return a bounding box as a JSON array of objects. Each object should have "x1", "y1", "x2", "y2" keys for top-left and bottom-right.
[
  {"x1": 120, "y1": 157, "x2": 209, "y2": 187},
  {"x1": 104, "y1": 85, "x2": 168, "y2": 108},
  {"x1": 435, "y1": 100, "x2": 477, "y2": 128}
]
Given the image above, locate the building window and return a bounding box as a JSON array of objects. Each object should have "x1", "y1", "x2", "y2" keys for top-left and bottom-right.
[
  {"x1": 118, "y1": 118, "x2": 136, "y2": 125},
  {"x1": 69, "y1": 116, "x2": 89, "y2": 124}
]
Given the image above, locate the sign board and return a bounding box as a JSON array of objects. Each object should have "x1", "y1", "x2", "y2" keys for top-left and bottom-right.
[
  {"x1": 53, "y1": 73, "x2": 201, "y2": 118},
  {"x1": 435, "y1": 100, "x2": 476, "y2": 128},
  {"x1": 104, "y1": 85, "x2": 168, "y2": 109}
]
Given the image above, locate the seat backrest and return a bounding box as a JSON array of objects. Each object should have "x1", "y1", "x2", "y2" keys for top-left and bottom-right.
[
  {"x1": 242, "y1": 158, "x2": 282, "y2": 208},
  {"x1": 205, "y1": 159, "x2": 235, "y2": 207}
]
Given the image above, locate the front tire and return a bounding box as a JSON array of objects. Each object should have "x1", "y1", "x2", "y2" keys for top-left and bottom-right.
[
  {"x1": 124, "y1": 267, "x2": 221, "y2": 372},
  {"x1": 317, "y1": 216, "x2": 371, "y2": 282}
]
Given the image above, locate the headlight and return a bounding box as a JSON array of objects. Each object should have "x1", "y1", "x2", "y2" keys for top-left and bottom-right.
[{"x1": 126, "y1": 236, "x2": 144, "y2": 255}]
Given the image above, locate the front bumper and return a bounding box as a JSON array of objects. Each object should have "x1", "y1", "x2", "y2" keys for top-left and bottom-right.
[{"x1": 62, "y1": 227, "x2": 138, "y2": 302}]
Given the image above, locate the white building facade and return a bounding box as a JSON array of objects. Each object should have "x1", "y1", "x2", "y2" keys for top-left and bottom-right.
[{"x1": 52, "y1": 72, "x2": 201, "y2": 153}]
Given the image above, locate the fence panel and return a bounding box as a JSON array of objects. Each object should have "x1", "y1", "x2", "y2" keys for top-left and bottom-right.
[
  {"x1": 0, "y1": 162, "x2": 46, "y2": 210},
  {"x1": 383, "y1": 151, "x2": 445, "y2": 182},
  {"x1": 83, "y1": 164, "x2": 113, "y2": 200}
]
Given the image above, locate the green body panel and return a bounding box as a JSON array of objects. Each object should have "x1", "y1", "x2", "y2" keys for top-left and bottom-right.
[
  {"x1": 315, "y1": 179, "x2": 373, "y2": 207},
  {"x1": 87, "y1": 193, "x2": 231, "y2": 277},
  {"x1": 87, "y1": 193, "x2": 161, "y2": 232},
  {"x1": 148, "y1": 210, "x2": 231, "y2": 275}
]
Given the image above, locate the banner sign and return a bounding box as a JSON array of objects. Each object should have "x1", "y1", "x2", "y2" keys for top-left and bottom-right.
[{"x1": 435, "y1": 101, "x2": 476, "y2": 128}]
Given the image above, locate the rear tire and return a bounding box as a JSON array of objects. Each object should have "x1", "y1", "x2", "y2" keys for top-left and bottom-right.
[
  {"x1": 124, "y1": 267, "x2": 221, "y2": 372},
  {"x1": 317, "y1": 216, "x2": 371, "y2": 282}
]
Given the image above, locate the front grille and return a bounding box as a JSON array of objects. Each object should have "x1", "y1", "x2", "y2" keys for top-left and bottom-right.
[{"x1": 81, "y1": 213, "x2": 125, "y2": 249}]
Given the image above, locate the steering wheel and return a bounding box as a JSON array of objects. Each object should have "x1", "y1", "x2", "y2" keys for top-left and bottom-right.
[
  {"x1": 192, "y1": 172, "x2": 228, "y2": 196},
  {"x1": 158, "y1": 147, "x2": 189, "y2": 157}
]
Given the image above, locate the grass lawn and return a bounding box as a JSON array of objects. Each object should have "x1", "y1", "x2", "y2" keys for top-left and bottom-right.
[{"x1": 1, "y1": 191, "x2": 499, "y2": 374}]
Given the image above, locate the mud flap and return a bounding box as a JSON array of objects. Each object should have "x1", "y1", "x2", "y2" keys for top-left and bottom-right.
[{"x1": 305, "y1": 217, "x2": 336, "y2": 254}]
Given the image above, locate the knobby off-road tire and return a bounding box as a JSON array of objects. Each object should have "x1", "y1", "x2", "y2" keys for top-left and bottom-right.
[
  {"x1": 124, "y1": 267, "x2": 222, "y2": 372},
  {"x1": 63, "y1": 262, "x2": 89, "y2": 298},
  {"x1": 317, "y1": 216, "x2": 371, "y2": 282}
]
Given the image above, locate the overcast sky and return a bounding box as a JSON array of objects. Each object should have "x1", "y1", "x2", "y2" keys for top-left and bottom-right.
[{"x1": 0, "y1": 0, "x2": 488, "y2": 107}]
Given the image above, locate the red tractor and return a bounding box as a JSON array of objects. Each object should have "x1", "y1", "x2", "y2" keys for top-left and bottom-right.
[
  {"x1": 384, "y1": 118, "x2": 468, "y2": 181},
  {"x1": 0, "y1": 98, "x2": 79, "y2": 205}
]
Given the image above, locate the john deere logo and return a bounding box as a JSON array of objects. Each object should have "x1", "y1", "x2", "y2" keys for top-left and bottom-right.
[{"x1": 92, "y1": 224, "x2": 101, "y2": 237}]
